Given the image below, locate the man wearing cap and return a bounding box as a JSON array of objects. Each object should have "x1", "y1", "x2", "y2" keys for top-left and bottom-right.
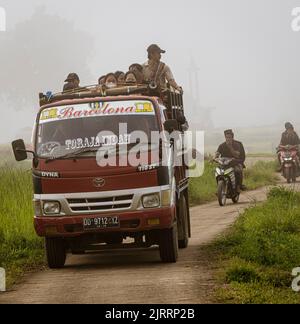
[
  {"x1": 142, "y1": 44, "x2": 182, "y2": 93},
  {"x1": 277, "y1": 122, "x2": 300, "y2": 171},
  {"x1": 63, "y1": 73, "x2": 80, "y2": 92},
  {"x1": 215, "y1": 130, "x2": 246, "y2": 192}
]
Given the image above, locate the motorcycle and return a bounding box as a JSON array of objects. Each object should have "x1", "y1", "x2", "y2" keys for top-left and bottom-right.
[
  {"x1": 278, "y1": 145, "x2": 299, "y2": 183},
  {"x1": 214, "y1": 157, "x2": 240, "y2": 207}
]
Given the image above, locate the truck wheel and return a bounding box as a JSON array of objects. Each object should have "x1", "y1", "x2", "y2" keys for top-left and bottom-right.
[
  {"x1": 159, "y1": 225, "x2": 178, "y2": 263},
  {"x1": 178, "y1": 195, "x2": 189, "y2": 249},
  {"x1": 218, "y1": 180, "x2": 227, "y2": 206},
  {"x1": 45, "y1": 238, "x2": 66, "y2": 269}
]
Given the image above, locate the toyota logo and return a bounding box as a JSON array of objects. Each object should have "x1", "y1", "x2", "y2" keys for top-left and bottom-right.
[{"x1": 93, "y1": 178, "x2": 106, "y2": 188}]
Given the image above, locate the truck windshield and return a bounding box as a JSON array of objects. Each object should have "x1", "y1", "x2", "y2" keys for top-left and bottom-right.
[{"x1": 36, "y1": 100, "x2": 159, "y2": 158}]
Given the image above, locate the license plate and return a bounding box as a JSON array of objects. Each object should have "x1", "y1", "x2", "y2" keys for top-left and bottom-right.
[{"x1": 83, "y1": 216, "x2": 120, "y2": 230}]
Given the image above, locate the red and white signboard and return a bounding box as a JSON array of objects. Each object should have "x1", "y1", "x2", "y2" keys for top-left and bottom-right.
[{"x1": 39, "y1": 100, "x2": 155, "y2": 124}]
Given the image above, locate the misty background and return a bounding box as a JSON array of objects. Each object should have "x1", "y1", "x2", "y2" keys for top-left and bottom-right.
[{"x1": 0, "y1": 0, "x2": 299, "y2": 152}]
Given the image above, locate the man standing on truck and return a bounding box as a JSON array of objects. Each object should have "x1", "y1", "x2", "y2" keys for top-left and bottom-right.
[{"x1": 142, "y1": 44, "x2": 183, "y2": 93}]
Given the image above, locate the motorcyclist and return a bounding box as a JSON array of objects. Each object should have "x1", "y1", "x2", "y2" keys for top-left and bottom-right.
[
  {"x1": 277, "y1": 122, "x2": 300, "y2": 171},
  {"x1": 215, "y1": 129, "x2": 246, "y2": 192},
  {"x1": 280, "y1": 122, "x2": 300, "y2": 146}
]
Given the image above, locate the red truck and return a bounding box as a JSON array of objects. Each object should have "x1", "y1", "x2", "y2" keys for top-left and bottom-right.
[{"x1": 12, "y1": 84, "x2": 191, "y2": 268}]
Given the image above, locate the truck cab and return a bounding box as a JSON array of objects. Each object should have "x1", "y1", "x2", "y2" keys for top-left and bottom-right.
[{"x1": 12, "y1": 84, "x2": 191, "y2": 268}]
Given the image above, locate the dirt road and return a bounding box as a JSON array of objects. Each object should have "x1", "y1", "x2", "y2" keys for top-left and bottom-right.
[{"x1": 0, "y1": 183, "x2": 285, "y2": 305}]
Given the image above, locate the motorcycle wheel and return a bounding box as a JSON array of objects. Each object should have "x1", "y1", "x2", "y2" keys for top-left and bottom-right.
[
  {"x1": 291, "y1": 166, "x2": 297, "y2": 183},
  {"x1": 232, "y1": 194, "x2": 240, "y2": 204},
  {"x1": 284, "y1": 168, "x2": 292, "y2": 184},
  {"x1": 218, "y1": 180, "x2": 227, "y2": 207}
]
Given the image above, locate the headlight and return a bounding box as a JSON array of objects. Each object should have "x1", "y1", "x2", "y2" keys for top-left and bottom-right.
[
  {"x1": 43, "y1": 201, "x2": 61, "y2": 215},
  {"x1": 142, "y1": 194, "x2": 160, "y2": 209}
]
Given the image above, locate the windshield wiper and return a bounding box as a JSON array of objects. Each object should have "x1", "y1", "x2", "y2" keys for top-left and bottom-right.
[{"x1": 45, "y1": 146, "x2": 101, "y2": 163}]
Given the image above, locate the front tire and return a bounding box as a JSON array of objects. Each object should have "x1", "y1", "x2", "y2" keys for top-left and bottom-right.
[
  {"x1": 218, "y1": 180, "x2": 227, "y2": 207},
  {"x1": 45, "y1": 238, "x2": 66, "y2": 269},
  {"x1": 232, "y1": 194, "x2": 240, "y2": 204},
  {"x1": 159, "y1": 225, "x2": 179, "y2": 263},
  {"x1": 284, "y1": 168, "x2": 292, "y2": 184},
  {"x1": 292, "y1": 167, "x2": 297, "y2": 183}
]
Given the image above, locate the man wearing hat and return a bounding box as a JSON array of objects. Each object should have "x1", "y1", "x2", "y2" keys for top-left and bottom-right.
[
  {"x1": 142, "y1": 44, "x2": 183, "y2": 93},
  {"x1": 63, "y1": 73, "x2": 80, "y2": 92},
  {"x1": 215, "y1": 129, "x2": 246, "y2": 192}
]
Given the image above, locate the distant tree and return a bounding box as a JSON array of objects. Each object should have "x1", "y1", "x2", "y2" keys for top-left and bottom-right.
[{"x1": 0, "y1": 6, "x2": 94, "y2": 110}]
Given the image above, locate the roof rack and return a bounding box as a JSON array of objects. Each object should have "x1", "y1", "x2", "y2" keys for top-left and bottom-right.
[
  {"x1": 39, "y1": 83, "x2": 184, "y2": 114},
  {"x1": 39, "y1": 84, "x2": 156, "y2": 107}
]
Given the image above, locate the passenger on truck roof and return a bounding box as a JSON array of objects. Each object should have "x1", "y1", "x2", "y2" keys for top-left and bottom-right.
[
  {"x1": 63, "y1": 73, "x2": 80, "y2": 92},
  {"x1": 63, "y1": 82, "x2": 76, "y2": 92},
  {"x1": 98, "y1": 75, "x2": 106, "y2": 86},
  {"x1": 104, "y1": 73, "x2": 118, "y2": 89},
  {"x1": 129, "y1": 64, "x2": 144, "y2": 84},
  {"x1": 142, "y1": 44, "x2": 183, "y2": 93},
  {"x1": 129, "y1": 64, "x2": 143, "y2": 73},
  {"x1": 115, "y1": 71, "x2": 125, "y2": 84},
  {"x1": 124, "y1": 71, "x2": 138, "y2": 85}
]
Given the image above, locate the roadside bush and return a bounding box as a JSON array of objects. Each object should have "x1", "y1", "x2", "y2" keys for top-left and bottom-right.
[{"x1": 214, "y1": 187, "x2": 300, "y2": 304}]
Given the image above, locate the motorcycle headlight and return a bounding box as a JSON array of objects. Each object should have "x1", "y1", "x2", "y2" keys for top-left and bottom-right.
[
  {"x1": 142, "y1": 194, "x2": 160, "y2": 209},
  {"x1": 43, "y1": 201, "x2": 61, "y2": 215},
  {"x1": 216, "y1": 168, "x2": 224, "y2": 176}
]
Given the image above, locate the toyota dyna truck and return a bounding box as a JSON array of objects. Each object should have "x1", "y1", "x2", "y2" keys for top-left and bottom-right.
[{"x1": 12, "y1": 84, "x2": 191, "y2": 268}]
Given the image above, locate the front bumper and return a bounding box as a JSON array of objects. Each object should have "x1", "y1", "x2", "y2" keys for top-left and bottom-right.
[{"x1": 34, "y1": 206, "x2": 176, "y2": 238}]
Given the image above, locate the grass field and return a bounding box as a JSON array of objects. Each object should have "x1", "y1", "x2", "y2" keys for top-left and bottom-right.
[
  {"x1": 0, "y1": 163, "x2": 44, "y2": 288},
  {"x1": 212, "y1": 187, "x2": 300, "y2": 304}
]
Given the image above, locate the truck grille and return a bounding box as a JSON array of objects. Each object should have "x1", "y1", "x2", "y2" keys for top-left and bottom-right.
[{"x1": 67, "y1": 195, "x2": 134, "y2": 213}]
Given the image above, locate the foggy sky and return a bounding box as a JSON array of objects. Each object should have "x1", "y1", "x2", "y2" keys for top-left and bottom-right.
[{"x1": 0, "y1": 0, "x2": 300, "y2": 143}]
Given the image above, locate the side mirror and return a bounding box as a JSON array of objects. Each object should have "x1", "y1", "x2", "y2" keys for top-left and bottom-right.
[
  {"x1": 164, "y1": 119, "x2": 179, "y2": 133},
  {"x1": 12, "y1": 139, "x2": 28, "y2": 162}
]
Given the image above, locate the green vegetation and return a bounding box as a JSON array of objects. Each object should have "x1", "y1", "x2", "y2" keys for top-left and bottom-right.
[
  {"x1": 0, "y1": 163, "x2": 44, "y2": 288},
  {"x1": 213, "y1": 187, "x2": 300, "y2": 304},
  {"x1": 189, "y1": 160, "x2": 278, "y2": 205}
]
